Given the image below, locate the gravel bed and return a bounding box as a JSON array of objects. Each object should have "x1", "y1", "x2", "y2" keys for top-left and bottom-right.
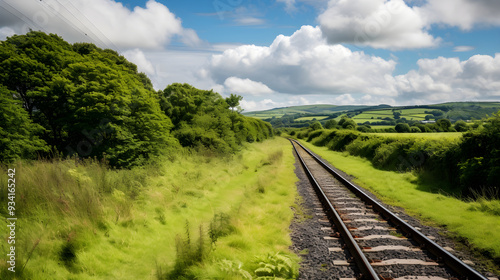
[{"x1": 290, "y1": 153, "x2": 359, "y2": 279}]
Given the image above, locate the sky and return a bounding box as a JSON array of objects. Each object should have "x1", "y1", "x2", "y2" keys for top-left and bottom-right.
[{"x1": 1, "y1": 0, "x2": 500, "y2": 111}]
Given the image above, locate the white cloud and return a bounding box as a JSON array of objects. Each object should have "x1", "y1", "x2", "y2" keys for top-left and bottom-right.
[
  {"x1": 395, "y1": 54, "x2": 500, "y2": 103},
  {"x1": 318, "y1": 0, "x2": 440, "y2": 50},
  {"x1": 421, "y1": 0, "x2": 500, "y2": 30},
  {"x1": 0, "y1": 27, "x2": 15, "y2": 40},
  {"x1": 277, "y1": 0, "x2": 297, "y2": 13},
  {"x1": 234, "y1": 17, "x2": 265, "y2": 26},
  {"x1": 205, "y1": 25, "x2": 398, "y2": 97},
  {"x1": 453, "y1": 46, "x2": 475, "y2": 52},
  {"x1": 122, "y1": 49, "x2": 155, "y2": 75},
  {"x1": 240, "y1": 98, "x2": 279, "y2": 111},
  {"x1": 334, "y1": 94, "x2": 356, "y2": 105},
  {"x1": 224, "y1": 77, "x2": 274, "y2": 95},
  {"x1": 318, "y1": 0, "x2": 500, "y2": 50},
  {"x1": 0, "y1": 0, "x2": 200, "y2": 49}
]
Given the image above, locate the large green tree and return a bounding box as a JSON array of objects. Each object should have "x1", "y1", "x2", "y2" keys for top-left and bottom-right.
[
  {"x1": 0, "y1": 31, "x2": 178, "y2": 167},
  {"x1": 0, "y1": 86, "x2": 48, "y2": 162}
]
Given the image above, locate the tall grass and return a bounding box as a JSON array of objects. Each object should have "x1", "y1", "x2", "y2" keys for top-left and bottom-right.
[{"x1": 0, "y1": 138, "x2": 299, "y2": 279}]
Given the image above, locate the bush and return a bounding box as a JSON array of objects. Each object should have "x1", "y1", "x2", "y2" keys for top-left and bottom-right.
[
  {"x1": 309, "y1": 121, "x2": 323, "y2": 131},
  {"x1": 395, "y1": 123, "x2": 411, "y2": 133},
  {"x1": 458, "y1": 112, "x2": 500, "y2": 196}
]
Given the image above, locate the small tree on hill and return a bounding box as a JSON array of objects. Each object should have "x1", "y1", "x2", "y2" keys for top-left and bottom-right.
[{"x1": 225, "y1": 94, "x2": 243, "y2": 112}]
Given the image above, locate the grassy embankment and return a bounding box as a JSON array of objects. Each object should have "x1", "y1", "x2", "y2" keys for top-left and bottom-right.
[
  {"x1": 0, "y1": 138, "x2": 299, "y2": 279},
  {"x1": 298, "y1": 139, "x2": 500, "y2": 271}
]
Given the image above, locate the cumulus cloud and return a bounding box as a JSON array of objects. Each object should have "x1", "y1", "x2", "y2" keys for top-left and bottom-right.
[
  {"x1": 205, "y1": 25, "x2": 398, "y2": 96},
  {"x1": 318, "y1": 0, "x2": 500, "y2": 50},
  {"x1": 0, "y1": 0, "x2": 200, "y2": 49},
  {"x1": 224, "y1": 77, "x2": 274, "y2": 95},
  {"x1": 318, "y1": 0, "x2": 440, "y2": 50},
  {"x1": 122, "y1": 49, "x2": 155, "y2": 75},
  {"x1": 240, "y1": 99, "x2": 279, "y2": 111},
  {"x1": 421, "y1": 0, "x2": 500, "y2": 30},
  {"x1": 395, "y1": 54, "x2": 500, "y2": 103}
]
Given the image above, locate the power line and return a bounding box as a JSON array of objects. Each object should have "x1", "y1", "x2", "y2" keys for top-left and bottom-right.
[
  {"x1": 59, "y1": 0, "x2": 119, "y2": 51},
  {"x1": 36, "y1": 0, "x2": 103, "y2": 46},
  {"x1": 0, "y1": 0, "x2": 49, "y2": 34}
]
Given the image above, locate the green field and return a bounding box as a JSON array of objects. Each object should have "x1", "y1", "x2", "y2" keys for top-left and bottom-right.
[
  {"x1": 295, "y1": 116, "x2": 329, "y2": 121},
  {"x1": 370, "y1": 125, "x2": 395, "y2": 130},
  {"x1": 353, "y1": 108, "x2": 430, "y2": 123},
  {"x1": 243, "y1": 104, "x2": 374, "y2": 119}
]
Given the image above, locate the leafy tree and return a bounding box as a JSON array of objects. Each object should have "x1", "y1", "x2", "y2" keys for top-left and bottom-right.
[
  {"x1": 159, "y1": 83, "x2": 272, "y2": 152},
  {"x1": 0, "y1": 86, "x2": 49, "y2": 162},
  {"x1": 395, "y1": 123, "x2": 411, "y2": 133},
  {"x1": 0, "y1": 31, "x2": 178, "y2": 167},
  {"x1": 436, "y1": 119, "x2": 452, "y2": 132},
  {"x1": 338, "y1": 117, "x2": 357, "y2": 130},
  {"x1": 454, "y1": 120, "x2": 469, "y2": 132},
  {"x1": 309, "y1": 121, "x2": 323, "y2": 131},
  {"x1": 226, "y1": 93, "x2": 243, "y2": 112},
  {"x1": 324, "y1": 119, "x2": 338, "y2": 129},
  {"x1": 458, "y1": 111, "x2": 500, "y2": 195}
]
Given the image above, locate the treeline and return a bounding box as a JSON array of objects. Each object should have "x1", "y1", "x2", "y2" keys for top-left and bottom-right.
[
  {"x1": 281, "y1": 116, "x2": 469, "y2": 134},
  {"x1": 0, "y1": 31, "x2": 272, "y2": 167},
  {"x1": 289, "y1": 112, "x2": 500, "y2": 198}
]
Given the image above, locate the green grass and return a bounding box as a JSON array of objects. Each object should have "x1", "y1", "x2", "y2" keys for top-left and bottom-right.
[
  {"x1": 370, "y1": 125, "x2": 395, "y2": 130},
  {"x1": 295, "y1": 116, "x2": 328, "y2": 121},
  {"x1": 298, "y1": 140, "x2": 500, "y2": 265},
  {"x1": 0, "y1": 138, "x2": 299, "y2": 279},
  {"x1": 353, "y1": 108, "x2": 430, "y2": 123}
]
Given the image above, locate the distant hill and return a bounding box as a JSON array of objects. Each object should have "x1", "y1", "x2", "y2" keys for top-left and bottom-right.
[
  {"x1": 244, "y1": 102, "x2": 500, "y2": 128},
  {"x1": 243, "y1": 104, "x2": 390, "y2": 119}
]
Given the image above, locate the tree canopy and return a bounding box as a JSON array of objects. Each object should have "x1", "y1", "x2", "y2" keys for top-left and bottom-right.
[{"x1": 0, "y1": 32, "x2": 273, "y2": 166}]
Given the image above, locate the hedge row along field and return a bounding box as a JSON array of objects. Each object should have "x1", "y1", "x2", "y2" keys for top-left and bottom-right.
[{"x1": 293, "y1": 111, "x2": 500, "y2": 198}]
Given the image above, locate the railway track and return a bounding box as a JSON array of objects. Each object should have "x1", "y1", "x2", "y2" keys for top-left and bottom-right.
[{"x1": 290, "y1": 139, "x2": 491, "y2": 280}]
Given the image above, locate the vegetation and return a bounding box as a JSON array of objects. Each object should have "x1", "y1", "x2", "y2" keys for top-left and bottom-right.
[
  {"x1": 0, "y1": 138, "x2": 299, "y2": 279},
  {"x1": 291, "y1": 111, "x2": 500, "y2": 198},
  {"x1": 298, "y1": 141, "x2": 500, "y2": 268},
  {"x1": 0, "y1": 32, "x2": 272, "y2": 168},
  {"x1": 255, "y1": 103, "x2": 500, "y2": 132}
]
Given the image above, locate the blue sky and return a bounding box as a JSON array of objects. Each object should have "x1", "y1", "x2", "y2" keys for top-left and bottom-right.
[{"x1": 1, "y1": 0, "x2": 500, "y2": 111}]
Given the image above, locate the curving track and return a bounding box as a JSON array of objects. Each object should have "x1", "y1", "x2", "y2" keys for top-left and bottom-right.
[{"x1": 290, "y1": 139, "x2": 490, "y2": 280}]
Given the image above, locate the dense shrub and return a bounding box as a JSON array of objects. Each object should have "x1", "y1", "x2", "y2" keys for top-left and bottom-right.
[
  {"x1": 458, "y1": 112, "x2": 500, "y2": 196},
  {"x1": 160, "y1": 83, "x2": 273, "y2": 153}
]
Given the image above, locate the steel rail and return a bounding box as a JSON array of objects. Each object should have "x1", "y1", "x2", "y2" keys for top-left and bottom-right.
[
  {"x1": 291, "y1": 139, "x2": 489, "y2": 280},
  {"x1": 290, "y1": 139, "x2": 381, "y2": 280}
]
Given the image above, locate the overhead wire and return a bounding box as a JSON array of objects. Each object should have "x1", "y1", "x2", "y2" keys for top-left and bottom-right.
[
  {"x1": 36, "y1": 0, "x2": 108, "y2": 48},
  {"x1": 59, "y1": 0, "x2": 119, "y2": 51},
  {"x1": 0, "y1": 0, "x2": 49, "y2": 34}
]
